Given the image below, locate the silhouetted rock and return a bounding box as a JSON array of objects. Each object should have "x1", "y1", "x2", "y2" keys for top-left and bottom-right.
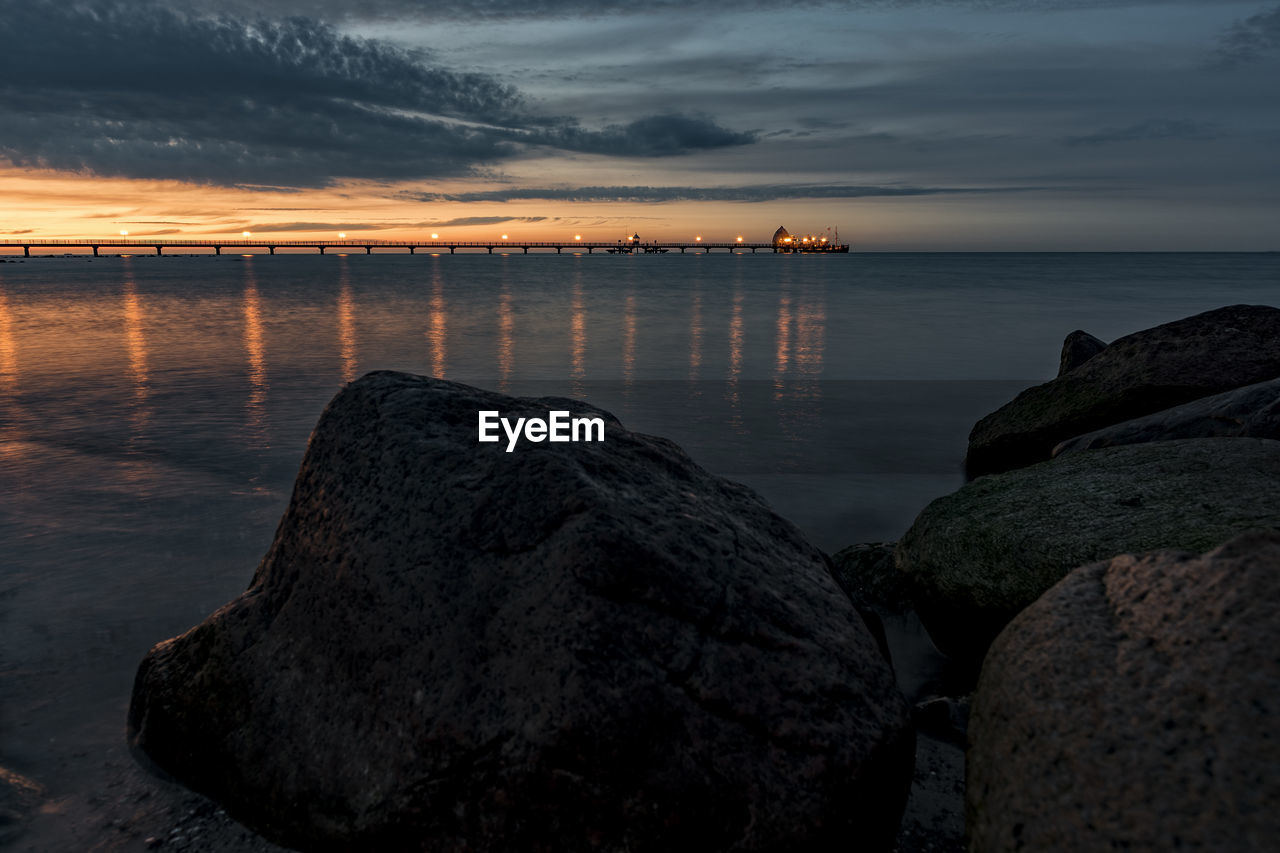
[
  {"x1": 0, "y1": 767, "x2": 44, "y2": 845},
  {"x1": 965, "y1": 304, "x2": 1280, "y2": 478},
  {"x1": 129, "y1": 372, "x2": 914, "y2": 853},
  {"x1": 829, "y1": 542, "x2": 911, "y2": 614},
  {"x1": 967, "y1": 531, "x2": 1280, "y2": 851},
  {"x1": 911, "y1": 697, "x2": 969, "y2": 748},
  {"x1": 897, "y1": 437, "x2": 1280, "y2": 669},
  {"x1": 1056, "y1": 329, "x2": 1107, "y2": 376},
  {"x1": 1053, "y1": 377, "x2": 1280, "y2": 456}
]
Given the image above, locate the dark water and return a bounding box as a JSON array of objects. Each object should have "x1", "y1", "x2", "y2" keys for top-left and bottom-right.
[{"x1": 0, "y1": 251, "x2": 1276, "y2": 793}]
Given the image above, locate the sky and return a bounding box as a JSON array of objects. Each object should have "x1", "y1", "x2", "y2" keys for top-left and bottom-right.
[{"x1": 1, "y1": 0, "x2": 1278, "y2": 250}]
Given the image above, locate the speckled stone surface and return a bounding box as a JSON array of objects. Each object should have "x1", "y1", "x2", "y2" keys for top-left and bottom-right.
[
  {"x1": 829, "y1": 543, "x2": 911, "y2": 615},
  {"x1": 1052, "y1": 377, "x2": 1280, "y2": 456},
  {"x1": 968, "y1": 530, "x2": 1280, "y2": 852},
  {"x1": 965, "y1": 304, "x2": 1280, "y2": 478},
  {"x1": 128, "y1": 371, "x2": 914, "y2": 852},
  {"x1": 1056, "y1": 330, "x2": 1107, "y2": 376},
  {"x1": 0, "y1": 766, "x2": 45, "y2": 846},
  {"x1": 897, "y1": 437, "x2": 1280, "y2": 667}
]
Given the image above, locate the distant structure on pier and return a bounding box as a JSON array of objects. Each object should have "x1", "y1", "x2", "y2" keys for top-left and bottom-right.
[{"x1": 771, "y1": 225, "x2": 849, "y2": 253}]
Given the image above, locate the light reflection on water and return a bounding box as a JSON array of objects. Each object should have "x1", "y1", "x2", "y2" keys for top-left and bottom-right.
[
  {"x1": 0, "y1": 282, "x2": 21, "y2": 464},
  {"x1": 337, "y1": 258, "x2": 357, "y2": 385},
  {"x1": 0, "y1": 251, "x2": 1276, "y2": 795},
  {"x1": 774, "y1": 282, "x2": 792, "y2": 388},
  {"x1": 121, "y1": 264, "x2": 151, "y2": 443},
  {"x1": 726, "y1": 276, "x2": 745, "y2": 432},
  {"x1": 622, "y1": 291, "x2": 636, "y2": 390},
  {"x1": 689, "y1": 283, "x2": 703, "y2": 380},
  {"x1": 570, "y1": 268, "x2": 587, "y2": 398},
  {"x1": 242, "y1": 261, "x2": 268, "y2": 448},
  {"x1": 428, "y1": 259, "x2": 447, "y2": 379},
  {"x1": 497, "y1": 277, "x2": 514, "y2": 393}
]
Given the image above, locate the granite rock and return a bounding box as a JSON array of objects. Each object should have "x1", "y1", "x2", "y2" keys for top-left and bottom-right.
[
  {"x1": 129, "y1": 372, "x2": 914, "y2": 852},
  {"x1": 965, "y1": 304, "x2": 1280, "y2": 478},
  {"x1": 1053, "y1": 377, "x2": 1280, "y2": 456},
  {"x1": 897, "y1": 437, "x2": 1280, "y2": 668},
  {"x1": 1056, "y1": 329, "x2": 1107, "y2": 376},
  {"x1": 829, "y1": 542, "x2": 911, "y2": 615},
  {"x1": 0, "y1": 767, "x2": 45, "y2": 846},
  {"x1": 967, "y1": 531, "x2": 1280, "y2": 851}
]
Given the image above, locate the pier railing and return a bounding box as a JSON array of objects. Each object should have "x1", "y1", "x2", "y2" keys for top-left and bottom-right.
[{"x1": 0, "y1": 239, "x2": 849, "y2": 257}]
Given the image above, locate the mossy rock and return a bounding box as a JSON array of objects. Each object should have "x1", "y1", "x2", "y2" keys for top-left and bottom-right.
[
  {"x1": 965, "y1": 304, "x2": 1280, "y2": 478},
  {"x1": 829, "y1": 543, "x2": 911, "y2": 614},
  {"x1": 898, "y1": 437, "x2": 1280, "y2": 668}
]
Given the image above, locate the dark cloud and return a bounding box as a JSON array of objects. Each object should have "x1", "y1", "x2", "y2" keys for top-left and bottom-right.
[
  {"x1": 416, "y1": 216, "x2": 549, "y2": 227},
  {"x1": 0, "y1": 1, "x2": 751, "y2": 186},
  {"x1": 1212, "y1": 5, "x2": 1280, "y2": 67},
  {"x1": 1064, "y1": 119, "x2": 1220, "y2": 147},
  {"x1": 539, "y1": 115, "x2": 755, "y2": 156},
  {"x1": 247, "y1": 215, "x2": 551, "y2": 229},
  {"x1": 0, "y1": 1, "x2": 520, "y2": 185},
  {"x1": 405, "y1": 184, "x2": 1049, "y2": 203},
  {"x1": 238, "y1": 222, "x2": 387, "y2": 232},
  {"x1": 184, "y1": 0, "x2": 1220, "y2": 23}
]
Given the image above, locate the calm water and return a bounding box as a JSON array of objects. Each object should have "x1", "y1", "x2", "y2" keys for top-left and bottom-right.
[{"x1": 1, "y1": 251, "x2": 1277, "y2": 794}]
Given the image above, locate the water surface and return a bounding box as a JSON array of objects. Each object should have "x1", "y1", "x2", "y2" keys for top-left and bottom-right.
[{"x1": 1, "y1": 251, "x2": 1276, "y2": 794}]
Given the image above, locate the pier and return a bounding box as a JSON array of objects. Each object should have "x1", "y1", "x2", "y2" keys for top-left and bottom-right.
[{"x1": 0, "y1": 238, "x2": 849, "y2": 257}]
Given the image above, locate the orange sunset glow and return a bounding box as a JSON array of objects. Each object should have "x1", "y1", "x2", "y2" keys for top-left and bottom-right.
[
  {"x1": 6, "y1": 160, "x2": 1272, "y2": 252},
  {"x1": 0, "y1": 165, "x2": 886, "y2": 250}
]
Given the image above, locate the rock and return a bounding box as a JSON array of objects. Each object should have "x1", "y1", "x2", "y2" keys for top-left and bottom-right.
[
  {"x1": 965, "y1": 304, "x2": 1280, "y2": 478},
  {"x1": 1053, "y1": 377, "x2": 1280, "y2": 456},
  {"x1": 129, "y1": 372, "x2": 914, "y2": 853},
  {"x1": 1056, "y1": 329, "x2": 1107, "y2": 376},
  {"x1": 829, "y1": 542, "x2": 911, "y2": 614},
  {"x1": 896, "y1": 437, "x2": 1280, "y2": 668},
  {"x1": 910, "y1": 697, "x2": 969, "y2": 748},
  {"x1": 0, "y1": 767, "x2": 45, "y2": 845},
  {"x1": 967, "y1": 530, "x2": 1280, "y2": 851}
]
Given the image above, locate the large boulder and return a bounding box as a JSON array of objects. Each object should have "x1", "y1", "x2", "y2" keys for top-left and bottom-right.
[
  {"x1": 965, "y1": 304, "x2": 1280, "y2": 478},
  {"x1": 129, "y1": 372, "x2": 914, "y2": 852},
  {"x1": 1056, "y1": 329, "x2": 1106, "y2": 376},
  {"x1": 0, "y1": 767, "x2": 45, "y2": 846},
  {"x1": 828, "y1": 542, "x2": 910, "y2": 615},
  {"x1": 1053, "y1": 377, "x2": 1280, "y2": 456},
  {"x1": 967, "y1": 531, "x2": 1280, "y2": 851},
  {"x1": 896, "y1": 437, "x2": 1280, "y2": 668}
]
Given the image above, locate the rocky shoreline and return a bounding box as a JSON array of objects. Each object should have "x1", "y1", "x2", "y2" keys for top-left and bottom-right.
[
  {"x1": 8, "y1": 304, "x2": 1278, "y2": 851},
  {"x1": 844, "y1": 304, "x2": 1280, "y2": 850}
]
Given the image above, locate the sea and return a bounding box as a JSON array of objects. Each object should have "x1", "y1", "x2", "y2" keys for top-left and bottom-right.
[{"x1": 1, "y1": 251, "x2": 1277, "y2": 805}]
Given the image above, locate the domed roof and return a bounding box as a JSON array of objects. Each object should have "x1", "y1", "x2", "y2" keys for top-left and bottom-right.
[{"x1": 772, "y1": 226, "x2": 791, "y2": 244}]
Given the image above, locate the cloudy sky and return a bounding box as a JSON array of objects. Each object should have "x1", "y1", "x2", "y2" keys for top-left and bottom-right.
[{"x1": 1, "y1": 0, "x2": 1277, "y2": 248}]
